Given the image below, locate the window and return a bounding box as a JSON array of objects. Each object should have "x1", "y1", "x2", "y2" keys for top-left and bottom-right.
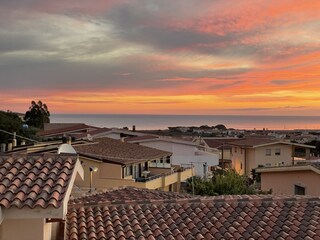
[
  {"x1": 294, "y1": 185, "x2": 305, "y2": 195},
  {"x1": 125, "y1": 165, "x2": 132, "y2": 176},
  {"x1": 166, "y1": 156, "x2": 171, "y2": 164},
  {"x1": 266, "y1": 149, "x2": 271, "y2": 156},
  {"x1": 275, "y1": 148, "x2": 281, "y2": 156}
]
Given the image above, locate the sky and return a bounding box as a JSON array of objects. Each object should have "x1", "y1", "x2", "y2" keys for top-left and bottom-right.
[{"x1": 1, "y1": 0, "x2": 320, "y2": 115}]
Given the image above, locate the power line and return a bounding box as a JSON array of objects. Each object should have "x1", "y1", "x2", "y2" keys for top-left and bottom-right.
[{"x1": 0, "y1": 129, "x2": 42, "y2": 143}]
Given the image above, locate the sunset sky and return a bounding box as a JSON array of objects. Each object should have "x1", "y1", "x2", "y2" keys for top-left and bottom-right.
[{"x1": 1, "y1": 0, "x2": 320, "y2": 115}]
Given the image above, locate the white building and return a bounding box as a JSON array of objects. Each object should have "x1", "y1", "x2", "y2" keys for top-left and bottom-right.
[{"x1": 127, "y1": 136, "x2": 219, "y2": 178}]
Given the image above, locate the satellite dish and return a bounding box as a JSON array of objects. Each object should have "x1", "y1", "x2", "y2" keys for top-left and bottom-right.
[{"x1": 58, "y1": 144, "x2": 77, "y2": 154}]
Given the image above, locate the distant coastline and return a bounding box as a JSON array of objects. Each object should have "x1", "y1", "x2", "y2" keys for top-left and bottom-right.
[{"x1": 50, "y1": 114, "x2": 320, "y2": 131}]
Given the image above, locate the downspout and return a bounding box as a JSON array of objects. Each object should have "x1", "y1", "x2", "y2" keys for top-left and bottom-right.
[{"x1": 244, "y1": 148, "x2": 247, "y2": 176}]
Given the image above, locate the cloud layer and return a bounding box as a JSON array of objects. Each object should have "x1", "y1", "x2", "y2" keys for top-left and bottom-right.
[{"x1": 1, "y1": 0, "x2": 320, "y2": 115}]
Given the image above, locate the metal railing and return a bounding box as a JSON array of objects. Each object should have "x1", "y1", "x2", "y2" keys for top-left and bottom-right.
[{"x1": 135, "y1": 166, "x2": 193, "y2": 182}]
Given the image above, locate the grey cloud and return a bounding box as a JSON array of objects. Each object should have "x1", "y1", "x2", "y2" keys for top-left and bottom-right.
[{"x1": 271, "y1": 80, "x2": 304, "y2": 85}]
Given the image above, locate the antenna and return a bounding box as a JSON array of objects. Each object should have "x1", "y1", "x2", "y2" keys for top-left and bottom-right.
[{"x1": 57, "y1": 144, "x2": 77, "y2": 154}]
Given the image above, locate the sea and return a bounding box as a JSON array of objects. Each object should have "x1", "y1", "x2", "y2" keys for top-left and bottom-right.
[{"x1": 50, "y1": 114, "x2": 320, "y2": 131}]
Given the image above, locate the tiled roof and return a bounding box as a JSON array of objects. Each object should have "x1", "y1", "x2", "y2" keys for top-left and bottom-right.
[
  {"x1": 71, "y1": 127, "x2": 111, "y2": 140},
  {"x1": 38, "y1": 123, "x2": 97, "y2": 137},
  {"x1": 70, "y1": 187, "x2": 193, "y2": 206},
  {"x1": 74, "y1": 137, "x2": 171, "y2": 165},
  {"x1": 230, "y1": 137, "x2": 278, "y2": 148},
  {"x1": 67, "y1": 189, "x2": 320, "y2": 240},
  {"x1": 203, "y1": 138, "x2": 240, "y2": 148},
  {"x1": 125, "y1": 135, "x2": 159, "y2": 142},
  {"x1": 0, "y1": 153, "x2": 78, "y2": 209}
]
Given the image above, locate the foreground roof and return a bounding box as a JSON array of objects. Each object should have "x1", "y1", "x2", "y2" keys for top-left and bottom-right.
[
  {"x1": 0, "y1": 153, "x2": 78, "y2": 209},
  {"x1": 74, "y1": 137, "x2": 172, "y2": 165},
  {"x1": 67, "y1": 188, "x2": 320, "y2": 239},
  {"x1": 70, "y1": 187, "x2": 193, "y2": 206}
]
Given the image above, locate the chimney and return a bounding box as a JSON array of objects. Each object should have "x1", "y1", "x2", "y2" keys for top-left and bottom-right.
[
  {"x1": 67, "y1": 136, "x2": 72, "y2": 145},
  {"x1": 21, "y1": 140, "x2": 26, "y2": 146},
  {"x1": 0, "y1": 144, "x2": 5, "y2": 152},
  {"x1": 121, "y1": 137, "x2": 125, "y2": 142},
  {"x1": 132, "y1": 125, "x2": 136, "y2": 132}
]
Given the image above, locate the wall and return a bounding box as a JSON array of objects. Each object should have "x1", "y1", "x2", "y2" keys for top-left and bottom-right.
[
  {"x1": 140, "y1": 141, "x2": 218, "y2": 177},
  {"x1": 232, "y1": 144, "x2": 293, "y2": 176},
  {"x1": 0, "y1": 218, "x2": 51, "y2": 240},
  {"x1": 260, "y1": 170, "x2": 320, "y2": 195},
  {"x1": 231, "y1": 146, "x2": 246, "y2": 175},
  {"x1": 78, "y1": 157, "x2": 122, "y2": 189}
]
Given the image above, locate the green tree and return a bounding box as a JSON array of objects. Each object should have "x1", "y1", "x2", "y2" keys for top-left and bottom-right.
[
  {"x1": 0, "y1": 111, "x2": 37, "y2": 144},
  {"x1": 186, "y1": 169, "x2": 256, "y2": 196},
  {"x1": 24, "y1": 100, "x2": 50, "y2": 129}
]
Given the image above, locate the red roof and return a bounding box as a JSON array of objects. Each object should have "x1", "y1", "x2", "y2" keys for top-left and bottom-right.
[
  {"x1": 67, "y1": 188, "x2": 320, "y2": 239},
  {"x1": 0, "y1": 153, "x2": 78, "y2": 209}
]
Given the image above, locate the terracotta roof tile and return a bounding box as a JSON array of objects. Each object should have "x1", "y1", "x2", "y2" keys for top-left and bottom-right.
[
  {"x1": 0, "y1": 153, "x2": 77, "y2": 209},
  {"x1": 67, "y1": 189, "x2": 320, "y2": 239},
  {"x1": 74, "y1": 137, "x2": 171, "y2": 165}
]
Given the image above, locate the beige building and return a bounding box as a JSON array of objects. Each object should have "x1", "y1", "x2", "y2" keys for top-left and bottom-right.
[
  {"x1": 257, "y1": 164, "x2": 320, "y2": 195},
  {"x1": 74, "y1": 137, "x2": 194, "y2": 192},
  {"x1": 227, "y1": 138, "x2": 315, "y2": 175},
  {"x1": 0, "y1": 153, "x2": 83, "y2": 240}
]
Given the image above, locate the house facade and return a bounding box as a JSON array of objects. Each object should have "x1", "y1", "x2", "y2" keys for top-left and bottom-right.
[
  {"x1": 227, "y1": 138, "x2": 315, "y2": 175},
  {"x1": 73, "y1": 137, "x2": 194, "y2": 192},
  {"x1": 0, "y1": 153, "x2": 83, "y2": 240},
  {"x1": 257, "y1": 164, "x2": 320, "y2": 195},
  {"x1": 127, "y1": 136, "x2": 219, "y2": 178}
]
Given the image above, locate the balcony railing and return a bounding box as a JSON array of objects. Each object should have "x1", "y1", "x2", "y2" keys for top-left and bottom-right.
[{"x1": 135, "y1": 166, "x2": 193, "y2": 182}]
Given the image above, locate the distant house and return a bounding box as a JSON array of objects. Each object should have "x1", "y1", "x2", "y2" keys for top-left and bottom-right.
[
  {"x1": 228, "y1": 138, "x2": 315, "y2": 175},
  {"x1": 202, "y1": 137, "x2": 241, "y2": 169},
  {"x1": 0, "y1": 153, "x2": 83, "y2": 240},
  {"x1": 73, "y1": 137, "x2": 193, "y2": 192},
  {"x1": 257, "y1": 163, "x2": 320, "y2": 195},
  {"x1": 126, "y1": 136, "x2": 219, "y2": 178}
]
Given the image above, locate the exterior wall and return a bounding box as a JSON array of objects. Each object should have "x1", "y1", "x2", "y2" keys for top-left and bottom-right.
[
  {"x1": 231, "y1": 144, "x2": 293, "y2": 176},
  {"x1": 0, "y1": 218, "x2": 52, "y2": 240},
  {"x1": 78, "y1": 157, "x2": 122, "y2": 189},
  {"x1": 254, "y1": 144, "x2": 292, "y2": 168},
  {"x1": 139, "y1": 141, "x2": 218, "y2": 177},
  {"x1": 231, "y1": 146, "x2": 246, "y2": 175},
  {"x1": 260, "y1": 170, "x2": 320, "y2": 195}
]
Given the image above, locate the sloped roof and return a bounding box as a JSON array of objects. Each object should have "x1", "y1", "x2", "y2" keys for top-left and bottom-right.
[
  {"x1": 0, "y1": 153, "x2": 78, "y2": 209},
  {"x1": 38, "y1": 123, "x2": 97, "y2": 137},
  {"x1": 67, "y1": 188, "x2": 320, "y2": 239},
  {"x1": 74, "y1": 137, "x2": 172, "y2": 165},
  {"x1": 230, "y1": 138, "x2": 278, "y2": 148},
  {"x1": 70, "y1": 187, "x2": 193, "y2": 206},
  {"x1": 203, "y1": 138, "x2": 240, "y2": 148}
]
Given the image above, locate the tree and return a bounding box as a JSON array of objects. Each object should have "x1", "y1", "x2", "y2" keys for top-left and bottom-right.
[
  {"x1": 186, "y1": 169, "x2": 256, "y2": 196},
  {"x1": 24, "y1": 100, "x2": 50, "y2": 129},
  {"x1": 0, "y1": 111, "x2": 37, "y2": 144}
]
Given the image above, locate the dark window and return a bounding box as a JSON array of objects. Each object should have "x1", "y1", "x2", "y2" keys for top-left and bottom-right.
[
  {"x1": 266, "y1": 149, "x2": 271, "y2": 156},
  {"x1": 294, "y1": 185, "x2": 305, "y2": 195},
  {"x1": 275, "y1": 148, "x2": 281, "y2": 156}
]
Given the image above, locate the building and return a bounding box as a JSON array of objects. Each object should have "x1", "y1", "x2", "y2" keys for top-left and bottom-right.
[
  {"x1": 202, "y1": 137, "x2": 241, "y2": 168},
  {"x1": 257, "y1": 163, "x2": 320, "y2": 195},
  {"x1": 227, "y1": 138, "x2": 315, "y2": 175},
  {"x1": 73, "y1": 137, "x2": 193, "y2": 192},
  {"x1": 38, "y1": 123, "x2": 99, "y2": 139},
  {"x1": 126, "y1": 136, "x2": 219, "y2": 178},
  {"x1": 67, "y1": 187, "x2": 320, "y2": 239},
  {"x1": 0, "y1": 153, "x2": 83, "y2": 240}
]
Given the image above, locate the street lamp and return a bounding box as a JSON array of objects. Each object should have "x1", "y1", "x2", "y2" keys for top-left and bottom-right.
[{"x1": 89, "y1": 167, "x2": 98, "y2": 192}]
